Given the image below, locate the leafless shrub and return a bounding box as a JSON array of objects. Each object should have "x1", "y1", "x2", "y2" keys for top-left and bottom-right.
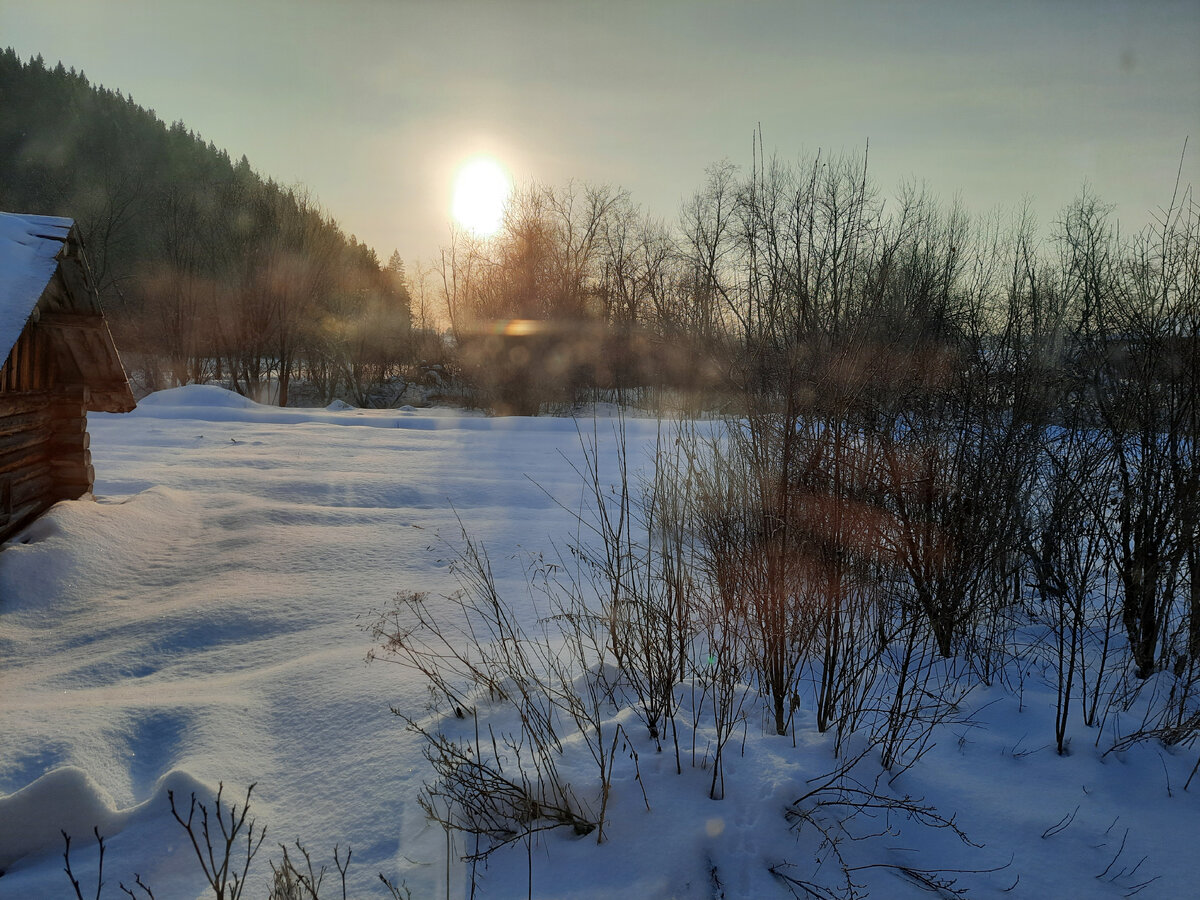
[
  {"x1": 268, "y1": 842, "x2": 351, "y2": 900},
  {"x1": 688, "y1": 583, "x2": 756, "y2": 801},
  {"x1": 558, "y1": 416, "x2": 702, "y2": 762},
  {"x1": 58, "y1": 830, "x2": 156, "y2": 900},
  {"x1": 60, "y1": 789, "x2": 403, "y2": 900},
  {"x1": 773, "y1": 748, "x2": 986, "y2": 900},
  {"x1": 368, "y1": 525, "x2": 625, "y2": 854},
  {"x1": 119, "y1": 873, "x2": 157, "y2": 900},
  {"x1": 61, "y1": 827, "x2": 109, "y2": 900},
  {"x1": 168, "y1": 782, "x2": 266, "y2": 900},
  {"x1": 868, "y1": 614, "x2": 974, "y2": 775}
]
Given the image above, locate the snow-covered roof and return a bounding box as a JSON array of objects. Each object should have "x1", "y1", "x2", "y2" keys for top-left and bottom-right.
[{"x1": 0, "y1": 212, "x2": 74, "y2": 367}]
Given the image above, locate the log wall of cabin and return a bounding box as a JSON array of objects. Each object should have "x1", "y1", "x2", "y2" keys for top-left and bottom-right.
[
  {"x1": 0, "y1": 387, "x2": 91, "y2": 544},
  {"x1": 0, "y1": 319, "x2": 56, "y2": 393}
]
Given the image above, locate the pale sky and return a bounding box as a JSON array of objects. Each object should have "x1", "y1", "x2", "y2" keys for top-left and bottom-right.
[{"x1": 3, "y1": 0, "x2": 1198, "y2": 267}]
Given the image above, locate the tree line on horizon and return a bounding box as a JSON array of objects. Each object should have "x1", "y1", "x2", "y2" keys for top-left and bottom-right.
[{"x1": 0, "y1": 49, "x2": 420, "y2": 407}]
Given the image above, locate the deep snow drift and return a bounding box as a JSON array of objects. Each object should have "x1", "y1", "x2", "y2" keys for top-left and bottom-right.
[{"x1": 1, "y1": 385, "x2": 1197, "y2": 899}]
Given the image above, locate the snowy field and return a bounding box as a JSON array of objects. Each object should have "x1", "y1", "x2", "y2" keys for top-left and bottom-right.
[{"x1": 1, "y1": 385, "x2": 1198, "y2": 899}]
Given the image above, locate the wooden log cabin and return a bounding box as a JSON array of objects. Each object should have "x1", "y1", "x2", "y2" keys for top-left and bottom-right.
[{"x1": 0, "y1": 212, "x2": 136, "y2": 545}]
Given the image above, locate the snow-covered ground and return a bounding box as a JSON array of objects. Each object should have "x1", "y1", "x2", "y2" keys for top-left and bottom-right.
[{"x1": 1, "y1": 385, "x2": 1198, "y2": 899}]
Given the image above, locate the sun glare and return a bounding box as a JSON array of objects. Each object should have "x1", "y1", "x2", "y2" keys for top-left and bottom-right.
[{"x1": 452, "y1": 156, "x2": 511, "y2": 237}]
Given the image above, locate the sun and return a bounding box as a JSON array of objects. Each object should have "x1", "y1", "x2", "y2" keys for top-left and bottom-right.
[{"x1": 451, "y1": 156, "x2": 512, "y2": 237}]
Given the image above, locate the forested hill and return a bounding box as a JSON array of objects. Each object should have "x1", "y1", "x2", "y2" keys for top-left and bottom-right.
[{"x1": 0, "y1": 49, "x2": 412, "y2": 406}]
